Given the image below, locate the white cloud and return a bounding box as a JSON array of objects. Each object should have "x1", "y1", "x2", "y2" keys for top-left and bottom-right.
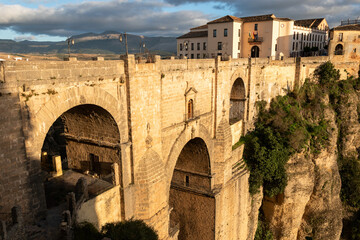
[
  {"x1": 0, "y1": 0, "x2": 209, "y2": 37},
  {"x1": 14, "y1": 35, "x2": 36, "y2": 41},
  {"x1": 165, "y1": 0, "x2": 360, "y2": 27}
]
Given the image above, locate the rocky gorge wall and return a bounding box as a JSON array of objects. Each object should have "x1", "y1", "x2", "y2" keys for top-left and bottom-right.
[{"x1": 246, "y1": 62, "x2": 360, "y2": 240}]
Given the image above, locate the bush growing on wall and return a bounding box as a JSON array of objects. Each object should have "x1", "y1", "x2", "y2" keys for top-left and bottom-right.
[{"x1": 74, "y1": 220, "x2": 159, "y2": 240}]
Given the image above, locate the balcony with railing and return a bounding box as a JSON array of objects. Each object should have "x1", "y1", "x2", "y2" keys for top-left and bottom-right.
[
  {"x1": 341, "y1": 19, "x2": 360, "y2": 26},
  {"x1": 248, "y1": 37, "x2": 263, "y2": 43}
]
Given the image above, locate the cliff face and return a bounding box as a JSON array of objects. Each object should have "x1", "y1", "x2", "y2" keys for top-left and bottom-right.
[
  {"x1": 259, "y1": 77, "x2": 360, "y2": 240},
  {"x1": 247, "y1": 62, "x2": 360, "y2": 240},
  {"x1": 262, "y1": 104, "x2": 342, "y2": 240}
]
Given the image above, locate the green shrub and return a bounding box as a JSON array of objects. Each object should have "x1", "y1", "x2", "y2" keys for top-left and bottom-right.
[
  {"x1": 74, "y1": 222, "x2": 102, "y2": 240},
  {"x1": 339, "y1": 157, "x2": 360, "y2": 208},
  {"x1": 254, "y1": 212, "x2": 273, "y2": 240},
  {"x1": 73, "y1": 220, "x2": 158, "y2": 240},
  {"x1": 351, "y1": 209, "x2": 360, "y2": 240},
  {"x1": 102, "y1": 220, "x2": 158, "y2": 240}
]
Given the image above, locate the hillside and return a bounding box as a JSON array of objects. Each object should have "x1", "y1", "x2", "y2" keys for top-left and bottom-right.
[{"x1": 0, "y1": 31, "x2": 177, "y2": 56}]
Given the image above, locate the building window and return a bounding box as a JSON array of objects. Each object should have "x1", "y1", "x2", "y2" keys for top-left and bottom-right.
[
  {"x1": 292, "y1": 42, "x2": 295, "y2": 51},
  {"x1": 296, "y1": 42, "x2": 298, "y2": 50},
  {"x1": 203, "y1": 54, "x2": 206, "y2": 58},
  {"x1": 275, "y1": 44, "x2": 277, "y2": 51},
  {"x1": 185, "y1": 42, "x2": 188, "y2": 50},
  {"x1": 238, "y1": 29, "x2": 241, "y2": 37},
  {"x1": 185, "y1": 175, "x2": 190, "y2": 187},
  {"x1": 187, "y1": 99, "x2": 194, "y2": 119},
  {"x1": 197, "y1": 42, "x2": 200, "y2": 50},
  {"x1": 179, "y1": 43, "x2": 183, "y2": 51},
  {"x1": 191, "y1": 43, "x2": 194, "y2": 50},
  {"x1": 339, "y1": 33, "x2": 343, "y2": 41},
  {"x1": 197, "y1": 53, "x2": 200, "y2": 59},
  {"x1": 293, "y1": 33, "x2": 295, "y2": 40},
  {"x1": 191, "y1": 54, "x2": 194, "y2": 59},
  {"x1": 213, "y1": 29, "x2": 217, "y2": 37},
  {"x1": 203, "y1": 42, "x2": 206, "y2": 50},
  {"x1": 353, "y1": 48, "x2": 357, "y2": 53},
  {"x1": 224, "y1": 28, "x2": 228, "y2": 37},
  {"x1": 297, "y1": 32, "x2": 299, "y2": 40},
  {"x1": 335, "y1": 44, "x2": 343, "y2": 55},
  {"x1": 254, "y1": 24, "x2": 258, "y2": 31},
  {"x1": 238, "y1": 42, "x2": 240, "y2": 50},
  {"x1": 218, "y1": 42, "x2": 222, "y2": 50},
  {"x1": 301, "y1": 33, "x2": 303, "y2": 40},
  {"x1": 179, "y1": 54, "x2": 183, "y2": 58}
]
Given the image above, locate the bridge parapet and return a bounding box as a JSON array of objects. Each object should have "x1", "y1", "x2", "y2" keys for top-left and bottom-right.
[{"x1": 2, "y1": 60, "x2": 125, "y2": 84}]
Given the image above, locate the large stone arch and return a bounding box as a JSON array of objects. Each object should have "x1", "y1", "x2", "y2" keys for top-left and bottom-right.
[
  {"x1": 166, "y1": 124, "x2": 215, "y2": 240},
  {"x1": 165, "y1": 123, "x2": 214, "y2": 187},
  {"x1": 25, "y1": 86, "x2": 128, "y2": 162}
]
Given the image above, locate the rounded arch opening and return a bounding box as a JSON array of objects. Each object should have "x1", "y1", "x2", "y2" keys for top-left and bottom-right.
[
  {"x1": 229, "y1": 78, "x2": 246, "y2": 125},
  {"x1": 41, "y1": 104, "x2": 122, "y2": 209},
  {"x1": 169, "y1": 137, "x2": 214, "y2": 240},
  {"x1": 251, "y1": 45, "x2": 260, "y2": 58},
  {"x1": 335, "y1": 44, "x2": 344, "y2": 55}
]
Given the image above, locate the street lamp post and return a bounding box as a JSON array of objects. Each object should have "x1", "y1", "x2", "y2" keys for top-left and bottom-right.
[
  {"x1": 183, "y1": 40, "x2": 189, "y2": 58},
  {"x1": 119, "y1": 33, "x2": 128, "y2": 55},
  {"x1": 67, "y1": 38, "x2": 75, "y2": 58},
  {"x1": 139, "y1": 35, "x2": 146, "y2": 55}
]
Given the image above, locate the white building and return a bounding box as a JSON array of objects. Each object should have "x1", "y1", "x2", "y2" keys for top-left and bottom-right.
[{"x1": 177, "y1": 14, "x2": 329, "y2": 59}]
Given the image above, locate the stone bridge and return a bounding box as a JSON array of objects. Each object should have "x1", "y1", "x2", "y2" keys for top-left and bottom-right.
[{"x1": 0, "y1": 55, "x2": 358, "y2": 240}]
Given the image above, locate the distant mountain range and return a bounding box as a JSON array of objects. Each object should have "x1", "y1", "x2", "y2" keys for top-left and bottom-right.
[{"x1": 0, "y1": 31, "x2": 177, "y2": 56}]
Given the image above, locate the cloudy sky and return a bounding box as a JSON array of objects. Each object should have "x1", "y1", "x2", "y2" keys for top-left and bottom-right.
[{"x1": 0, "y1": 0, "x2": 359, "y2": 41}]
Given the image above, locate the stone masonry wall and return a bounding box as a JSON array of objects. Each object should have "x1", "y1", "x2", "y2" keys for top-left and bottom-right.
[{"x1": 0, "y1": 56, "x2": 358, "y2": 240}]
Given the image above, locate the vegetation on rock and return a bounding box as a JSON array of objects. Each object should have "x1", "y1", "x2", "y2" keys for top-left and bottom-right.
[
  {"x1": 74, "y1": 219, "x2": 158, "y2": 240},
  {"x1": 243, "y1": 61, "x2": 360, "y2": 238},
  {"x1": 243, "y1": 63, "x2": 336, "y2": 197}
]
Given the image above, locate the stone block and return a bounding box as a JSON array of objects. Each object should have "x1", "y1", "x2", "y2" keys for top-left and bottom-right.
[{"x1": 52, "y1": 155, "x2": 63, "y2": 177}]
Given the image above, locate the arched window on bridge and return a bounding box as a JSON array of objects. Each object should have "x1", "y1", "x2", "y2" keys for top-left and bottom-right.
[
  {"x1": 229, "y1": 78, "x2": 246, "y2": 125},
  {"x1": 187, "y1": 99, "x2": 194, "y2": 119}
]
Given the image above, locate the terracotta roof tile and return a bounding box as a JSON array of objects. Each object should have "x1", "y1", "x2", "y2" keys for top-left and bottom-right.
[
  {"x1": 190, "y1": 24, "x2": 208, "y2": 30},
  {"x1": 294, "y1": 18, "x2": 325, "y2": 28},
  {"x1": 240, "y1": 14, "x2": 292, "y2": 22},
  {"x1": 177, "y1": 31, "x2": 208, "y2": 39},
  {"x1": 332, "y1": 24, "x2": 360, "y2": 31},
  {"x1": 207, "y1": 15, "x2": 242, "y2": 24}
]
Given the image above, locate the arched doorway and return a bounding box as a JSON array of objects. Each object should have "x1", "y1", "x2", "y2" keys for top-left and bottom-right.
[
  {"x1": 169, "y1": 138, "x2": 215, "y2": 240},
  {"x1": 251, "y1": 46, "x2": 260, "y2": 58},
  {"x1": 229, "y1": 78, "x2": 246, "y2": 125},
  {"x1": 42, "y1": 104, "x2": 122, "y2": 208},
  {"x1": 335, "y1": 44, "x2": 344, "y2": 55}
]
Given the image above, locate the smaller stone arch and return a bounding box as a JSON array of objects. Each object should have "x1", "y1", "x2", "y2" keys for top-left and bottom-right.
[
  {"x1": 165, "y1": 124, "x2": 214, "y2": 185},
  {"x1": 335, "y1": 44, "x2": 344, "y2": 55},
  {"x1": 229, "y1": 78, "x2": 246, "y2": 125},
  {"x1": 168, "y1": 136, "x2": 215, "y2": 240}
]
